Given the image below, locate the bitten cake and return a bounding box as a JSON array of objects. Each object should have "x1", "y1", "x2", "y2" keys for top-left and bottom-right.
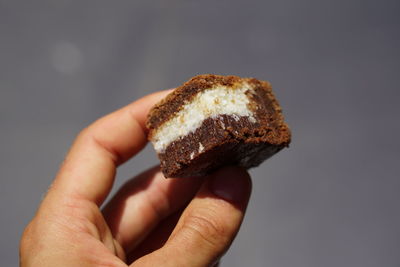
[{"x1": 146, "y1": 74, "x2": 291, "y2": 178}]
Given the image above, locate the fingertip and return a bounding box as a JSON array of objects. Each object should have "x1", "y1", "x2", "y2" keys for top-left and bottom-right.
[
  {"x1": 208, "y1": 166, "x2": 252, "y2": 205},
  {"x1": 129, "y1": 89, "x2": 175, "y2": 130}
]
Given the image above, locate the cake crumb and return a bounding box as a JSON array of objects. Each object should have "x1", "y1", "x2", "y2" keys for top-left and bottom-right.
[
  {"x1": 219, "y1": 118, "x2": 226, "y2": 129},
  {"x1": 199, "y1": 143, "x2": 204, "y2": 153}
]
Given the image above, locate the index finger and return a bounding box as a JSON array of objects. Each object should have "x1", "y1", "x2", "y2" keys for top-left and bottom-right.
[{"x1": 46, "y1": 90, "x2": 172, "y2": 206}]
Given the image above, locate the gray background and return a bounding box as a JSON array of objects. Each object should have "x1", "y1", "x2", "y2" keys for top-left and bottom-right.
[{"x1": 1, "y1": 0, "x2": 399, "y2": 266}]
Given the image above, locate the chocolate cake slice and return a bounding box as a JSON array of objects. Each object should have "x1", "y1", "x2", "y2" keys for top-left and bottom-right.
[{"x1": 146, "y1": 74, "x2": 291, "y2": 178}]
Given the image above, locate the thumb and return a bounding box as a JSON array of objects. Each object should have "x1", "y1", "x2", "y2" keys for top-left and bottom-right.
[{"x1": 132, "y1": 166, "x2": 252, "y2": 267}]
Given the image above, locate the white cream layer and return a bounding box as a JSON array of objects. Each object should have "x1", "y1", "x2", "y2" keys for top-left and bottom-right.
[{"x1": 152, "y1": 83, "x2": 256, "y2": 153}]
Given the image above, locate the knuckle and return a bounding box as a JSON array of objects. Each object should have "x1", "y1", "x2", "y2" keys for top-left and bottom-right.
[
  {"x1": 183, "y1": 210, "x2": 229, "y2": 249},
  {"x1": 76, "y1": 126, "x2": 96, "y2": 146},
  {"x1": 77, "y1": 126, "x2": 91, "y2": 139},
  {"x1": 72, "y1": 127, "x2": 92, "y2": 149},
  {"x1": 20, "y1": 221, "x2": 36, "y2": 254},
  {"x1": 20, "y1": 226, "x2": 30, "y2": 251}
]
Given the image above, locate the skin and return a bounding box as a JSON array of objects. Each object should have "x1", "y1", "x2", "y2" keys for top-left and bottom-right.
[{"x1": 20, "y1": 90, "x2": 252, "y2": 267}]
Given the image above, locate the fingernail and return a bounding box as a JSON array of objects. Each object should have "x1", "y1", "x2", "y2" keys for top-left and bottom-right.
[{"x1": 209, "y1": 167, "x2": 250, "y2": 202}]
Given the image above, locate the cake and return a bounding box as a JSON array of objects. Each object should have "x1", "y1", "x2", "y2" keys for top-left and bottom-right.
[{"x1": 146, "y1": 74, "x2": 291, "y2": 178}]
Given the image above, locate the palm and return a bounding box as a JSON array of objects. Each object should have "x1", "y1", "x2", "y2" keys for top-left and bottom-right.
[{"x1": 67, "y1": 204, "x2": 126, "y2": 266}]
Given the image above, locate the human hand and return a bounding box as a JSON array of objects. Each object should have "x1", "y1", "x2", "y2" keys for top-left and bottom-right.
[{"x1": 20, "y1": 90, "x2": 252, "y2": 267}]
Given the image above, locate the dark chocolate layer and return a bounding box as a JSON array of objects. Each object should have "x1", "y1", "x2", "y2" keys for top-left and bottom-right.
[{"x1": 158, "y1": 114, "x2": 288, "y2": 177}]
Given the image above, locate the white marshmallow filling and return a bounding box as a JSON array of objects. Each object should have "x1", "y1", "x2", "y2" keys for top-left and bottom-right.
[{"x1": 151, "y1": 83, "x2": 256, "y2": 153}]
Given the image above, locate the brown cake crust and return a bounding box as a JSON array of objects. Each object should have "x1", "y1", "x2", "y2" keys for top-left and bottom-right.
[{"x1": 146, "y1": 74, "x2": 291, "y2": 178}]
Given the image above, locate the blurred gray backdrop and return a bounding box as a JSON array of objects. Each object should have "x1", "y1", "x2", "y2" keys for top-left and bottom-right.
[{"x1": 1, "y1": 1, "x2": 400, "y2": 266}]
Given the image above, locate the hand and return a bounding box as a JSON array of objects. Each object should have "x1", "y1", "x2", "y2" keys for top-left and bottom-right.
[{"x1": 20, "y1": 91, "x2": 252, "y2": 267}]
